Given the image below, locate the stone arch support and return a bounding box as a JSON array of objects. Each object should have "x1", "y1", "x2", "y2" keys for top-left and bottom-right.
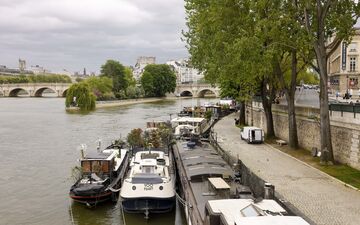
[{"x1": 34, "y1": 87, "x2": 56, "y2": 97}]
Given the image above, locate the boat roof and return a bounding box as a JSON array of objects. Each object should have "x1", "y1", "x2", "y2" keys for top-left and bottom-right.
[
  {"x1": 206, "y1": 199, "x2": 309, "y2": 225},
  {"x1": 83, "y1": 148, "x2": 120, "y2": 161},
  {"x1": 171, "y1": 117, "x2": 205, "y2": 123},
  {"x1": 83, "y1": 152, "x2": 112, "y2": 160},
  {"x1": 176, "y1": 141, "x2": 234, "y2": 180},
  {"x1": 233, "y1": 217, "x2": 310, "y2": 225},
  {"x1": 207, "y1": 199, "x2": 286, "y2": 215}
]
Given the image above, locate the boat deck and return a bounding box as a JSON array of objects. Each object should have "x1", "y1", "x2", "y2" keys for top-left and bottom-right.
[{"x1": 174, "y1": 140, "x2": 237, "y2": 222}]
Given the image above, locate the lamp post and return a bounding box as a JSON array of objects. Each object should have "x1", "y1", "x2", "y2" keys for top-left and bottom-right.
[{"x1": 346, "y1": 75, "x2": 349, "y2": 99}]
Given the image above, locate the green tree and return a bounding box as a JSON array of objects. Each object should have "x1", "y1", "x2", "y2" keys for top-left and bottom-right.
[
  {"x1": 100, "y1": 60, "x2": 128, "y2": 93},
  {"x1": 141, "y1": 64, "x2": 176, "y2": 97},
  {"x1": 125, "y1": 67, "x2": 136, "y2": 87},
  {"x1": 0, "y1": 74, "x2": 72, "y2": 84},
  {"x1": 297, "y1": 0, "x2": 360, "y2": 163},
  {"x1": 65, "y1": 83, "x2": 96, "y2": 111},
  {"x1": 127, "y1": 128, "x2": 144, "y2": 148},
  {"x1": 83, "y1": 76, "x2": 114, "y2": 100},
  {"x1": 184, "y1": 0, "x2": 278, "y2": 137},
  {"x1": 141, "y1": 71, "x2": 155, "y2": 97}
]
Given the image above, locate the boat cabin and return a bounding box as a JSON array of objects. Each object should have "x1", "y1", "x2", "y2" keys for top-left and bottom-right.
[
  {"x1": 205, "y1": 199, "x2": 310, "y2": 225},
  {"x1": 81, "y1": 150, "x2": 118, "y2": 181},
  {"x1": 171, "y1": 117, "x2": 207, "y2": 135},
  {"x1": 129, "y1": 151, "x2": 170, "y2": 183}
]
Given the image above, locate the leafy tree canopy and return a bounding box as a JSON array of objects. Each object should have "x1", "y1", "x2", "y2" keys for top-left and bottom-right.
[
  {"x1": 127, "y1": 128, "x2": 144, "y2": 148},
  {"x1": 141, "y1": 64, "x2": 176, "y2": 97},
  {"x1": 100, "y1": 60, "x2": 128, "y2": 93},
  {"x1": 125, "y1": 67, "x2": 136, "y2": 87},
  {"x1": 65, "y1": 82, "x2": 96, "y2": 111},
  {"x1": 0, "y1": 74, "x2": 72, "y2": 84},
  {"x1": 83, "y1": 76, "x2": 114, "y2": 100}
]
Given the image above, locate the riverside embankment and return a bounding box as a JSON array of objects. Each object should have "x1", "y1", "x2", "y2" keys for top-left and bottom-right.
[
  {"x1": 213, "y1": 113, "x2": 360, "y2": 225},
  {"x1": 66, "y1": 96, "x2": 189, "y2": 112}
]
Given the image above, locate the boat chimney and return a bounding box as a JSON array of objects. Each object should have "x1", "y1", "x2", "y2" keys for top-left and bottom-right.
[
  {"x1": 96, "y1": 139, "x2": 101, "y2": 152},
  {"x1": 80, "y1": 144, "x2": 87, "y2": 159},
  {"x1": 264, "y1": 182, "x2": 275, "y2": 199}
]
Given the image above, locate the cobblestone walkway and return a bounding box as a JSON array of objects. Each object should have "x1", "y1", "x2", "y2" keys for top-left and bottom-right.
[{"x1": 214, "y1": 113, "x2": 360, "y2": 225}]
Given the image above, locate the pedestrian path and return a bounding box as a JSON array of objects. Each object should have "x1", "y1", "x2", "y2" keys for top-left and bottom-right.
[{"x1": 213, "y1": 113, "x2": 360, "y2": 225}]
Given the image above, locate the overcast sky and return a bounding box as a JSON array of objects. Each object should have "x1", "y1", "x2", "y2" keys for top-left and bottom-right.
[{"x1": 0, "y1": 0, "x2": 188, "y2": 73}]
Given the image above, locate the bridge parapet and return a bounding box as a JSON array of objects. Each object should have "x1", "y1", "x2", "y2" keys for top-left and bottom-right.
[
  {"x1": 175, "y1": 83, "x2": 220, "y2": 97},
  {"x1": 0, "y1": 83, "x2": 71, "y2": 97}
]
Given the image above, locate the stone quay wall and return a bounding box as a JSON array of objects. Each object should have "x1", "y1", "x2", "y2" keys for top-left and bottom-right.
[{"x1": 245, "y1": 103, "x2": 360, "y2": 170}]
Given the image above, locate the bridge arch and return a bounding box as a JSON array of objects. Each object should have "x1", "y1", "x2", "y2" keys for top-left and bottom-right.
[
  {"x1": 179, "y1": 90, "x2": 193, "y2": 97},
  {"x1": 9, "y1": 88, "x2": 30, "y2": 97},
  {"x1": 197, "y1": 89, "x2": 217, "y2": 98},
  {"x1": 62, "y1": 89, "x2": 68, "y2": 97},
  {"x1": 34, "y1": 87, "x2": 56, "y2": 97}
]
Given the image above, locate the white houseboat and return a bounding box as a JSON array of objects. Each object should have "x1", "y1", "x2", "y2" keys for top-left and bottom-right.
[{"x1": 120, "y1": 150, "x2": 176, "y2": 218}]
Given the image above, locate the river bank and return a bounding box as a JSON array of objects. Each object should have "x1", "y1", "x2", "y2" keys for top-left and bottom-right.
[{"x1": 66, "y1": 96, "x2": 190, "y2": 112}]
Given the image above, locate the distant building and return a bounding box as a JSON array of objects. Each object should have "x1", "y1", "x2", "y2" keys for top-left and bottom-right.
[
  {"x1": 166, "y1": 59, "x2": 203, "y2": 84},
  {"x1": 18, "y1": 58, "x2": 26, "y2": 71},
  {"x1": 0, "y1": 65, "x2": 33, "y2": 76},
  {"x1": 328, "y1": 29, "x2": 360, "y2": 95},
  {"x1": 29, "y1": 65, "x2": 51, "y2": 74},
  {"x1": 133, "y1": 56, "x2": 156, "y2": 80}
]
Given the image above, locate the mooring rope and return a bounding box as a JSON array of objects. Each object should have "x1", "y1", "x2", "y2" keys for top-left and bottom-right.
[
  {"x1": 69, "y1": 206, "x2": 75, "y2": 225},
  {"x1": 120, "y1": 205, "x2": 127, "y2": 225},
  {"x1": 108, "y1": 187, "x2": 121, "y2": 192},
  {"x1": 175, "y1": 192, "x2": 187, "y2": 206}
]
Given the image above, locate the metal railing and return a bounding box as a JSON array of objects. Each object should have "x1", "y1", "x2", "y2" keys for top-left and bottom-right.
[{"x1": 329, "y1": 103, "x2": 360, "y2": 118}]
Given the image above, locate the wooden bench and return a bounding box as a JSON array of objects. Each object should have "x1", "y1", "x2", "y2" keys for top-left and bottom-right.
[{"x1": 276, "y1": 140, "x2": 287, "y2": 146}]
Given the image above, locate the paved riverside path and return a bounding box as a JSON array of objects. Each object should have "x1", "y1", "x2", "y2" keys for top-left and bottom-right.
[{"x1": 213, "y1": 113, "x2": 360, "y2": 225}]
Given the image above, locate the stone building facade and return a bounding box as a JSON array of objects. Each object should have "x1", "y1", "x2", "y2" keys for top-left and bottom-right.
[
  {"x1": 133, "y1": 56, "x2": 156, "y2": 80},
  {"x1": 328, "y1": 29, "x2": 360, "y2": 96},
  {"x1": 166, "y1": 59, "x2": 203, "y2": 84}
]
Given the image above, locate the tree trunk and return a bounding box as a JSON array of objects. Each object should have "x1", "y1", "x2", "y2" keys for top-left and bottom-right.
[
  {"x1": 239, "y1": 101, "x2": 246, "y2": 126},
  {"x1": 285, "y1": 92, "x2": 298, "y2": 148},
  {"x1": 287, "y1": 50, "x2": 299, "y2": 149},
  {"x1": 314, "y1": 39, "x2": 334, "y2": 163},
  {"x1": 261, "y1": 80, "x2": 275, "y2": 138}
]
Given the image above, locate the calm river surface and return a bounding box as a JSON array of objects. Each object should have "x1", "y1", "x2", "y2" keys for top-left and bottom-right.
[{"x1": 0, "y1": 97, "x2": 217, "y2": 225}]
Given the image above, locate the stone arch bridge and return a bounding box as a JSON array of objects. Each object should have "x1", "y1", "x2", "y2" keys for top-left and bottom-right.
[
  {"x1": 0, "y1": 83, "x2": 71, "y2": 97},
  {"x1": 175, "y1": 83, "x2": 220, "y2": 98}
]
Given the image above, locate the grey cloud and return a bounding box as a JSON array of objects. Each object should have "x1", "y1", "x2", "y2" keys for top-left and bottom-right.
[{"x1": 0, "y1": 0, "x2": 188, "y2": 73}]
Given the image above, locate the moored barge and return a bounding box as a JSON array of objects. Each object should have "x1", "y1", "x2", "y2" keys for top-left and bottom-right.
[{"x1": 69, "y1": 143, "x2": 129, "y2": 206}]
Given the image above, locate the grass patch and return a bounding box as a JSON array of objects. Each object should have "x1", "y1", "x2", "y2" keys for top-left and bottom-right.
[{"x1": 266, "y1": 139, "x2": 360, "y2": 189}]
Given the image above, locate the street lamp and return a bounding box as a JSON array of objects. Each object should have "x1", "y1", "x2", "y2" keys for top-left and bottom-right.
[{"x1": 346, "y1": 75, "x2": 349, "y2": 99}]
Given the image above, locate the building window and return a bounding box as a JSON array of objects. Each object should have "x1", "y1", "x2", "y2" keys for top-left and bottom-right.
[
  {"x1": 350, "y1": 57, "x2": 356, "y2": 72},
  {"x1": 349, "y1": 78, "x2": 358, "y2": 87},
  {"x1": 330, "y1": 76, "x2": 339, "y2": 85},
  {"x1": 349, "y1": 43, "x2": 357, "y2": 52}
]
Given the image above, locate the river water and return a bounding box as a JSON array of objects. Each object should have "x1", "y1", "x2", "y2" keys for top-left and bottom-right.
[{"x1": 0, "y1": 97, "x2": 217, "y2": 225}]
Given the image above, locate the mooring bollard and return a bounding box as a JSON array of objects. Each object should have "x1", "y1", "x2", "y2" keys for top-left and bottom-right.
[{"x1": 264, "y1": 182, "x2": 275, "y2": 199}]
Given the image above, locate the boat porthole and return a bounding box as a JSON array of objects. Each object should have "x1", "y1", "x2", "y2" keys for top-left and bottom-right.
[
  {"x1": 159, "y1": 186, "x2": 163, "y2": 190},
  {"x1": 132, "y1": 186, "x2": 136, "y2": 190}
]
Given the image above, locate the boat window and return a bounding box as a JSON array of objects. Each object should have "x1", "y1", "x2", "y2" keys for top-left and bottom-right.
[
  {"x1": 132, "y1": 175, "x2": 163, "y2": 184},
  {"x1": 142, "y1": 166, "x2": 155, "y2": 174},
  {"x1": 157, "y1": 158, "x2": 166, "y2": 165},
  {"x1": 240, "y1": 204, "x2": 263, "y2": 217},
  {"x1": 81, "y1": 160, "x2": 110, "y2": 174},
  {"x1": 141, "y1": 153, "x2": 159, "y2": 159}
]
